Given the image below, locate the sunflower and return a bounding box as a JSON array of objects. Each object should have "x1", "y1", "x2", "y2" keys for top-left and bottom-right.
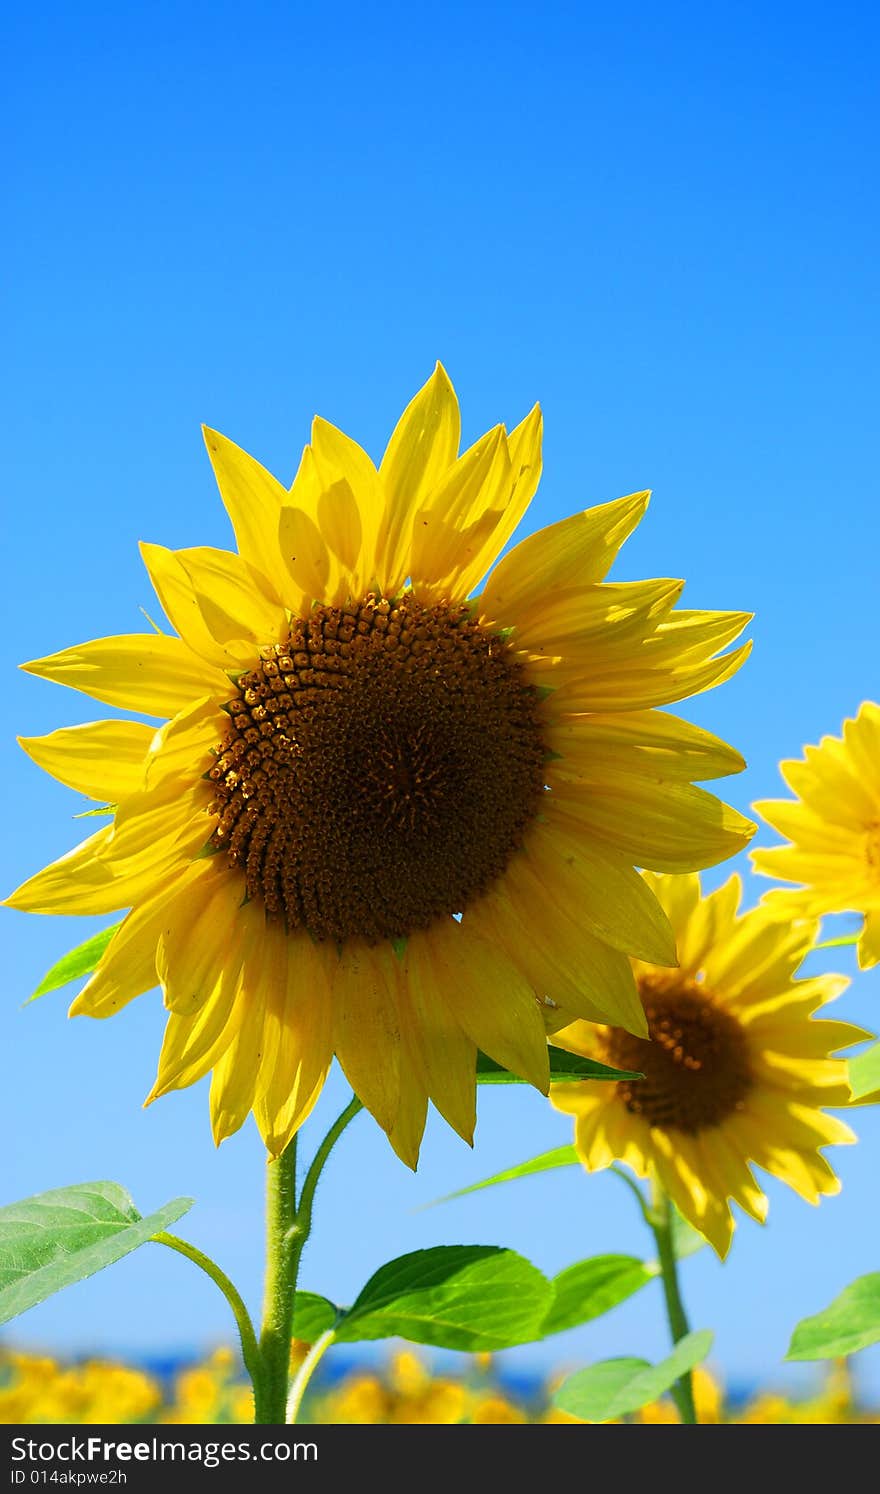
[
  {"x1": 8, "y1": 365, "x2": 754, "y2": 1165},
  {"x1": 551, "y1": 872, "x2": 866, "y2": 1254},
  {"x1": 751, "y1": 701, "x2": 880, "y2": 969}
]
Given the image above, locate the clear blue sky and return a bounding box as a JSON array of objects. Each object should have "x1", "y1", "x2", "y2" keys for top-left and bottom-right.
[{"x1": 3, "y1": 0, "x2": 879, "y2": 1399}]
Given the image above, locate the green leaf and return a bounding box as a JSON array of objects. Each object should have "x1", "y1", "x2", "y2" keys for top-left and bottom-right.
[
  {"x1": 849, "y1": 1040, "x2": 880, "y2": 1102},
  {"x1": 27, "y1": 926, "x2": 119, "y2": 1005},
  {"x1": 428, "y1": 1144, "x2": 580, "y2": 1207},
  {"x1": 786, "y1": 1274, "x2": 880, "y2": 1361},
  {"x1": 291, "y1": 1291, "x2": 339, "y2": 1342},
  {"x1": 542, "y1": 1254, "x2": 659, "y2": 1337},
  {"x1": 553, "y1": 1329, "x2": 713, "y2": 1421},
  {"x1": 669, "y1": 1204, "x2": 709, "y2": 1260},
  {"x1": 0, "y1": 1182, "x2": 193, "y2": 1327},
  {"x1": 814, "y1": 933, "x2": 860, "y2": 950},
  {"x1": 333, "y1": 1245, "x2": 553, "y2": 1351},
  {"x1": 476, "y1": 1047, "x2": 643, "y2": 1084}
]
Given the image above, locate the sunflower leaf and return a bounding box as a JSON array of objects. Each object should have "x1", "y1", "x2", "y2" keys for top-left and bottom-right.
[
  {"x1": 291, "y1": 1291, "x2": 340, "y2": 1342},
  {"x1": 328, "y1": 1245, "x2": 552, "y2": 1350},
  {"x1": 786, "y1": 1274, "x2": 880, "y2": 1360},
  {"x1": 26, "y1": 926, "x2": 120, "y2": 1005},
  {"x1": 476, "y1": 1048, "x2": 643, "y2": 1084},
  {"x1": 426, "y1": 1144, "x2": 580, "y2": 1207},
  {"x1": 553, "y1": 1329, "x2": 714, "y2": 1421},
  {"x1": 0, "y1": 1182, "x2": 193, "y2": 1327},
  {"x1": 849, "y1": 1040, "x2": 880, "y2": 1103},
  {"x1": 542, "y1": 1254, "x2": 659, "y2": 1337}
]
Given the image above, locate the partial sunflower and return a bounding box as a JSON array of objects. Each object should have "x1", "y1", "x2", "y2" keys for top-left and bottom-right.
[
  {"x1": 7, "y1": 365, "x2": 755, "y2": 1165},
  {"x1": 751, "y1": 702, "x2": 880, "y2": 970},
  {"x1": 551, "y1": 872, "x2": 867, "y2": 1255}
]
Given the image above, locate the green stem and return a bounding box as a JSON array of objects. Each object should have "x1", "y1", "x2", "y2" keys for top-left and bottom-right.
[
  {"x1": 647, "y1": 1186, "x2": 698, "y2": 1425},
  {"x1": 254, "y1": 1096, "x2": 363, "y2": 1425},
  {"x1": 286, "y1": 1328, "x2": 337, "y2": 1423},
  {"x1": 152, "y1": 1231, "x2": 263, "y2": 1401},
  {"x1": 255, "y1": 1137, "x2": 299, "y2": 1424}
]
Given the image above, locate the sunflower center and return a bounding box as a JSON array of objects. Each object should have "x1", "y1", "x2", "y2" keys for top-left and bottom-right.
[
  {"x1": 208, "y1": 592, "x2": 546, "y2": 943},
  {"x1": 604, "y1": 974, "x2": 752, "y2": 1133}
]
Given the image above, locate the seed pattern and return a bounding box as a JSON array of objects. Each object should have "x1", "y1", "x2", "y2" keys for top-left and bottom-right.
[
  {"x1": 604, "y1": 974, "x2": 753, "y2": 1132},
  {"x1": 208, "y1": 592, "x2": 547, "y2": 943}
]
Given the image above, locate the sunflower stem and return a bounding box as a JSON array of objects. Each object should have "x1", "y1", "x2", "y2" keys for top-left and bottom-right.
[
  {"x1": 151, "y1": 1232, "x2": 263, "y2": 1402},
  {"x1": 649, "y1": 1184, "x2": 698, "y2": 1425},
  {"x1": 286, "y1": 1328, "x2": 337, "y2": 1423},
  {"x1": 255, "y1": 1137, "x2": 299, "y2": 1424},
  {"x1": 255, "y1": 1096, "x2": 363, "y2": 1424}
]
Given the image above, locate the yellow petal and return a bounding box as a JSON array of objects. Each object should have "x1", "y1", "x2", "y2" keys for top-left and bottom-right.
[
  {"x1": 5, "y1": 824, "x2": 180, "y2": 916},
  {"x1": 209, "y1": 952, "x2": 269, "y2": 1144},
  {"x1": 548, "y1": 776, "x2": 754, "y2": 873},
  {"x1": 407, "y1": 919, "x2": 549, "y2": 1092},
  {"x1": 309, "y1": 416, "x2": 384, "y2": 594},
  {"x1": 332, "y1": 943, "x2": 401, "y2": 1133},
  {"x1": 400, "y1": 942, "x2": 477, "y2": 1144},
  {"x1": 523, "y1": 820, "x2": 677, "y2": 966},
  {"x1": 453, "y1": 402, "x2": 543, "y2": 599},
  {"x1": 254, "y1": 932, "x2": 335, "y2": 1156},
  {"x1": 70, "y1": 860, "x2": 214, "y2": 1018},
  {"x1": 752, "y1": 798, "x2": 856, "y2": 853},
  {"x1": 858, "y1": 908, "x2": 880, "y2": 970},
  {"x1": 140, "y1": 543, "x2": 239, "y2": 669},
  {"x1": 142, "y1": 696, "x2": 221, "y2": 791},
  {"x1": 201, "y1": 426, "x2": 293, "y2": 599},
  {"x1": 547, "y1": 709, "x2": 746, "y2": 783},
  {"x1": 156, "y1": 867, "x2": 245, "y2": 1015},
  {"x1": 278, "y1": 462, "x2": 339, "y2": 608},
  {"x1": 148, "y1": 901, "x2": 256, "y2": 1098},
  {"x1": 551, "y1": 638, "x2": 752, "y2": 713},
  {"x1": 480, "y1": 491, "x2": 650, "y2": 623},
  {"x1": 386, "y1": 995, "x2": 431, "y2": 1168},
  {"x1": 378, "y1": 363, "x2": 461, "y2": 594},
  {"x1": 168, "y1": 545, "x2": 286, "y2": 659},
  {"x1": 21, "y1": 634, "x2": 228, "y2": 717},
  {"x1": 512, "y1": 578, "x2": 683, "y2": 663},
  {"x1": 408, "y1": 426, "x2": 511, "y2": 602},
  {"x1": 18, "y1": 720, "x2": 153, "y2": 802},
  {"x1": 472, "y1": 877, "x2": 646, "y2": 1036}
]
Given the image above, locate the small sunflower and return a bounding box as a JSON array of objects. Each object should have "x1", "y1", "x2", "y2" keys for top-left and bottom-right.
[
  {"x1": 551, "y1": 872, "x2": 866, "y2": 1255},
  {"x1": 8, "y1": 366, "x2": 754, "y2": 1165},
  {"x1": 751, "y1": 701, "x2": 880, "y2": 969}
]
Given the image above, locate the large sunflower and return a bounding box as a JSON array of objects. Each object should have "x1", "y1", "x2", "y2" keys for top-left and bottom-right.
[
  {"x1": 551, "y1": 872, "x2": 865, "y2": 1254},
  {"x1": 8, "y1": 366, "x2": 754, "y2": 1165},
  {"x1": 751, "y1": 701, "x2": 880, "y2": 969}
]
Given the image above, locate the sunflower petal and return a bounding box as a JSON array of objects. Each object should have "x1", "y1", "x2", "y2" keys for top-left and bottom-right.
[
  {"x1": 18, "y1": 720, "x2": 153, "y2": 802},
  {"x1": 480, "y1": 491, "x2": 650, "y2": 625},
  {"x1": 332, "y1": 943, "x2": 401, "y2": 1133},
  {"x1": 21, "y1": 634, "x2": 228, "y2": 717},
  {"x1": 201, "y1": 426, "x2": 292, "y2": 598},
  {"x1": 378, "y1": 363, "x2": 461, "y2": 595},
  {"x1": 410, "y1": 920, "x2": 549, "y2": 1092},
  {"x1": 523, "y1": 820, "x2": 677, "y2": 966}
]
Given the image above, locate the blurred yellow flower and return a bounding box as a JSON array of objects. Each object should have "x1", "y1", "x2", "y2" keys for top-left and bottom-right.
[
  {"x1": 2, "y1": 1346, "x2": 877, "y2": 1425},
  {"x1": 752, "y1": 701, "x2": 880, "y2": 969},
  {"x1": 552, "y1": 872, "x2": 867, "y2": 1255},
  {"x1": 8, "y1": 367, "x2": 752, "y2": 1163}
]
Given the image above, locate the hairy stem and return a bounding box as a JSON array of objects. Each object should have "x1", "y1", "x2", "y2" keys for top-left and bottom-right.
[
  {"x1": 152, "y1": 1231, "x2": 263, "y2": 1402},
  {"x1": 648, "y1": 1186, "x2": 698, "y2": 1424}
]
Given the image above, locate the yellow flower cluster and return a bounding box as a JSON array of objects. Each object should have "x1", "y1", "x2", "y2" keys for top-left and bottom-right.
[{"x1": 1, "y1": 1346, "x2": 877, "y2": 1426}]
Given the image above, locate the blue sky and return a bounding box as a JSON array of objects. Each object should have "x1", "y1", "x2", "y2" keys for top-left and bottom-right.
[{"x1": 3, "y1": 0, "x2": 879, "y2": 1398}]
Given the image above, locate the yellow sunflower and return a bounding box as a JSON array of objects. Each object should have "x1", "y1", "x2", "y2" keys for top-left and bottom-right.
[
  {"x1": 751, "y1": 701, "x2": 880, "y2": 969},
  {"x1": 7, "y1": 365, "x2": 754, "y2": 1165},
  {"x1": 551, "y1": 872, "x2": 866, "y2": 1255}
]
